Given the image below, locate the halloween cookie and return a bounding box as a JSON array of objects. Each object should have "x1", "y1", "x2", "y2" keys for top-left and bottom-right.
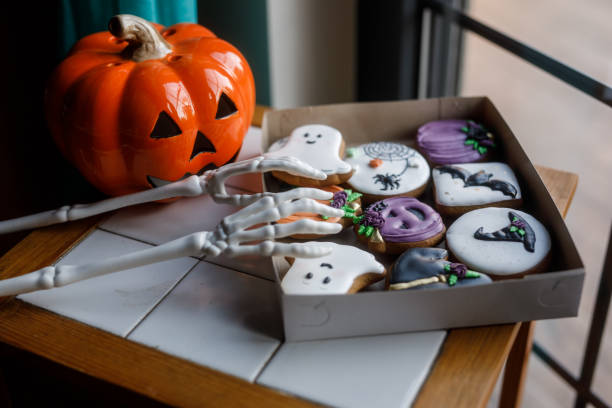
[
  {"x1": 281, "y1": 242, "x2": 386, "y2": 294},
  {"x1": 353, "y1": 197, "x2": 445, "y2": 254},
  {"x1": 416, "y1": 119, "x2": 496, "y2": 165},
  {"x1": 388, "y1": 247, "x2": 492, "y2": 290},
  {"x1": 266, "y1": 124, "x2": 353, "y2": 187},
  {"x1": 446, "y1": 208, "x2": 551, "y2": 278},
  {"x1": 275, "y1": 186, "x2": 363, "y2": 239},
  {"x1": 432, "y1": 162, "x2": 522, "y2": 216},
  {"x1": 344, "y1": 142, "x2": 430, "y2": 202}
]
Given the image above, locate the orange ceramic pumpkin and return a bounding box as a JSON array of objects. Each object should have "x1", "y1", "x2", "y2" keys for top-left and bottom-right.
[{"x1": 45, "y1": 15, "x2": 255, "y2": 196}]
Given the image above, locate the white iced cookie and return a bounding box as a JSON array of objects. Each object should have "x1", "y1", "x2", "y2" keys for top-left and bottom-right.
[
  {"x1": 446, "y1": 207, "x2": 551, "y2": 277},
  {"x1": 432, "y1": 162, "x2": 522, "y2": 216},
  {"x1": 344, "y1": 142, "x2": 430, "y2": 201},
  {"x1": 281, "y1": 242, "x2": 386, "y2": 295},
  {"x1": 266, "y1": 124, "x2": 353, "y2": 187}
]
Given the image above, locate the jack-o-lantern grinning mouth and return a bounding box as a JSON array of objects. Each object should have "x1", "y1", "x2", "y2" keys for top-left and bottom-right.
[{"x1": 146, "y1": 148, "x2": 240, "y2": 188}]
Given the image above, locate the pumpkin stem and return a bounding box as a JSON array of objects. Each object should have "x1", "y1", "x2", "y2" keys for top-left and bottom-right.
[{"x1": 108, "y1": 14, "x2": 172, "y2": 62}]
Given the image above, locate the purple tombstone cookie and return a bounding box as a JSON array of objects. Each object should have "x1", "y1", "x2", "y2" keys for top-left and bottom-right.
[{"x1": 416, "y1": 119, "x2": 496, "y2": 165}]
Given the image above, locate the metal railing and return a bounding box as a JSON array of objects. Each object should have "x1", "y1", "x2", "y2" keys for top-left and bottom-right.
[{"x1": 420, "y1": 1, "x2": 612, "y2": 407}]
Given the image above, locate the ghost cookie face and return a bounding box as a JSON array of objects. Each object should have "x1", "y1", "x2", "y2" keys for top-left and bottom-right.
[
  {"x1": 275, "y1": 186, "x2": 363, "y2": 239},
  {"x1": 281, "y1": 243, "x2": 386, "y2": 295},
  {"x1": 266, "y1": 124, "x2": 354, "y2": 187},
  {"x1": 353, "y1": 197, "x2": 445, "y2": 254},
  {"x1": 344, "y1": 142, "x2": 430, "y2": 203},
  {"x1": 416, "y1": 119, "x2": 496, "y2": 165},
  {"x1": 432, "y1": 162, "x2": 523, "y2": 216},
  {"x1": 446, "y1": 208, "x2": 551, "y2": 278},
  {"x1": 388, "y1": 247, "x2": 492, "y2": 290}
]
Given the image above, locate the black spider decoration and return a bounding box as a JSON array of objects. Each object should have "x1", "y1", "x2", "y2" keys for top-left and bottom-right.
[{"x1": 373, "y1": 173, "x2": 401, "y2": 191}]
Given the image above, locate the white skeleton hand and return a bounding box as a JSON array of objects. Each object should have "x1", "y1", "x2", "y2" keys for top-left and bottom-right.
[
  {"x1": 0, "y1": 155, "x2": 325, "y2": 234},
  {"x1": 0, "y1": 189, "x2": 343, "y2": 297},
  {"x1": 203, "y1": 155, "x2": 327, "y2": 206}
]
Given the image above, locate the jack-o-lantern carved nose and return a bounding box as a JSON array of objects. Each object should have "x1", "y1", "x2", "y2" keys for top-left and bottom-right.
[{"x1": 190, "y1": 131, "x2": 216, "y2": 160}]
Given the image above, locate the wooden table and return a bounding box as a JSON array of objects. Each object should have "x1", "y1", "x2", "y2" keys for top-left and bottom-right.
[{"x1": 0, "y1": 106, "x2": 578, "y2": 407}]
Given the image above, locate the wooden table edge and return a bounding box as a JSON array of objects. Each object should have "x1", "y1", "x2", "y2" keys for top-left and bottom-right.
[{"x1": 0, "y1": 106, "x2": 578, "y2": 407}]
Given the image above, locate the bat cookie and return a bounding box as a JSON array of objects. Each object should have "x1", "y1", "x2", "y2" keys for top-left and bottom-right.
[
  {"x1": 353, "y1": 197, "x2": 445, "y2": 254},
  {"x1": 266, "y1": 124, "x2": 353, "y2": 187},
  {"x1": 388, "y1": 247, "x2": 492, "y2": 290},
  {"x1": 281, "y1": 242, "x2": 386, "y2": 294},
  {"x1": 344, "y1": 141, "x2": 430, "y2": 203},
  {"x1": 432, "y1": 162, "x2": 522, "y2": 216},
  {"x1": 416, "y1": 119, "x2": 496, "y2": 165},
  {"x1": 275, "y1": 186, "x2": 363, "y2": 239},
  {"x1": 446, "y1": 208, "x2": 551, "y2": 278}
]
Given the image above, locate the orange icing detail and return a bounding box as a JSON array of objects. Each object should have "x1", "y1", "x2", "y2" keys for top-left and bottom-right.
[
  {"x1": 276, "y1": 185, "x2": 344, "y2": 225},
  {"x1": 369, "y1": 158, "x2": 383, "y2": 168}
]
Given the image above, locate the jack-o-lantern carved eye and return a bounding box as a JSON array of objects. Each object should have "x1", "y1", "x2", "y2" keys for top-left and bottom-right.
[
  {"x1": 215, "y1": 92, "x2": 238, "y2": 119},
  {"x1": 150, "y1": 111, "x2": 182, "y2": 139}
]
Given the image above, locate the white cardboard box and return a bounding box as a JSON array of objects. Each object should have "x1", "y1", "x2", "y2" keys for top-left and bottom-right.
[{"x1": 261, "y1": 97, "x2": 584, "y2": 341}]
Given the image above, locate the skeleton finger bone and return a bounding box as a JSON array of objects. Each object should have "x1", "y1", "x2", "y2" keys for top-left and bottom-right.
[
  {"x1": 229, "y1": 219, "x2": 343, "y2": 244},
  {"x1": 224, "y1": 241, "x2": 334, "y2": 258},
  {"x1": 229, "y1": 198, "x2": 344, "y2": 233},
  {"x1": 206, "y1": 156, "x2": 327, "y2": 205},
  {"x1": 223, "y1": 188, "x2": 334, "y2": 223}
]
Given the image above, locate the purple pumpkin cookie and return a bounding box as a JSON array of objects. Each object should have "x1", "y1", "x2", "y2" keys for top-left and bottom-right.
[
  {"x1": 353, "y1": 197, "x2": 445, "y2": 254},
  {"x1": 416, "y1": 119, "x2": 496, "y2": 165}
]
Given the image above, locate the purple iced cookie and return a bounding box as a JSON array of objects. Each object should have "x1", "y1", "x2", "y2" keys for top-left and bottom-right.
[
  {"x1": 416, "y1": 119, "x2": 496, "y2": 165},
  {"x1": 354, "y1": 197, "x2": 445, "y2": 254}
]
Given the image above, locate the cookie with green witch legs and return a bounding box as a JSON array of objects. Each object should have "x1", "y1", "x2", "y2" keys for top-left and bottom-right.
[
  {"x1": 388, "y1": 247, "x2": 492, "y2": 290},
  {"x1": 274, "y1": 186, "x2": 362, "y2": 239}
]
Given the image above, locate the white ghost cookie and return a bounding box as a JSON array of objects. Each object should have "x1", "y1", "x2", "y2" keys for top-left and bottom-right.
[
  {"x1": 266, "y1": 124, "x2": 353, "y2": 187},
  {"x1": 446, "y1": 207, "x2": 551, "y2": 278},
  {"x1": 432, "y1": 162, "x2": 522, "y2": 216},
  {"x1": 281, "y1": 242, "x2": 386, "y2": 295},
  {"x1": 344, "y1": 142, "x2": 430, "y2": 202}
]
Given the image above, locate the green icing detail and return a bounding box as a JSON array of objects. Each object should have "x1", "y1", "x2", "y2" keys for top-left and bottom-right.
[
  {"x1": 461, "y1": 126, "x2": 468, "y2": 132},
  {"x1": 448, "y1": 274, "x2": 458, "y2": 286},
  {"x1": 465, "y1": 139, "x2": 475, "y2": 146},
  {"x1": 358, "y1": 225, "x2": 366, "y2": 235},
  {"x1": 510, "y1": 226, "x2": 518, "y2": 232},
  {"x1": 321, "y1": 215, "x2": 329, "y2": 220},
  {"x1": 477, "y1": 146, "x2": 487, "y2": 155},
  {"x1": 443, "y1": 264, "x2": 451, "y2": 273},
  {"x1": 353, "y1": 215, "x2": 363, "y2": 225},
  {"x1": 518, "y1": 229, "x2": 526, "y2": 236},
  {"x1": 346, "y1": 147, "x2": 358, "y2": 158},
  {"x1": 465, "y1": 271, "x2": 481, "y2": 279},
  {"x1": 347, "y1": 191, "x2": 363, "y2": 202},
  {"x1": 512, "y1": 217, "x2": 518, "y2": 222},
  {"x1": 365, "y1": 226, "x2": 374, "y2": 237}
]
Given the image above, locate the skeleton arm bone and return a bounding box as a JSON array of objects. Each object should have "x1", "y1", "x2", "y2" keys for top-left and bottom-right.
[
  {"x1": 0, "y1": 155, "x2": 325, "y2": 234},
  {"x1": 0, "y1": 188, "x2": 343, "y2": 297}
]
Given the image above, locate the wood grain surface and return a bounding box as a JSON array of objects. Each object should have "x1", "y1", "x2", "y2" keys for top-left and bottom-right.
[{"x1": 0, "y1": 109, "x2": 578, "y2": 407}]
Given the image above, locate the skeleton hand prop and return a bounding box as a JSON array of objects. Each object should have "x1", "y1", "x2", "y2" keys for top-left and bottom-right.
[
  {"x1": 0, "y1": 155, "x2": 325, "y2": 234},
  {"x1": 0, "y1": 188, "x2": 343, "y2": 297}
]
